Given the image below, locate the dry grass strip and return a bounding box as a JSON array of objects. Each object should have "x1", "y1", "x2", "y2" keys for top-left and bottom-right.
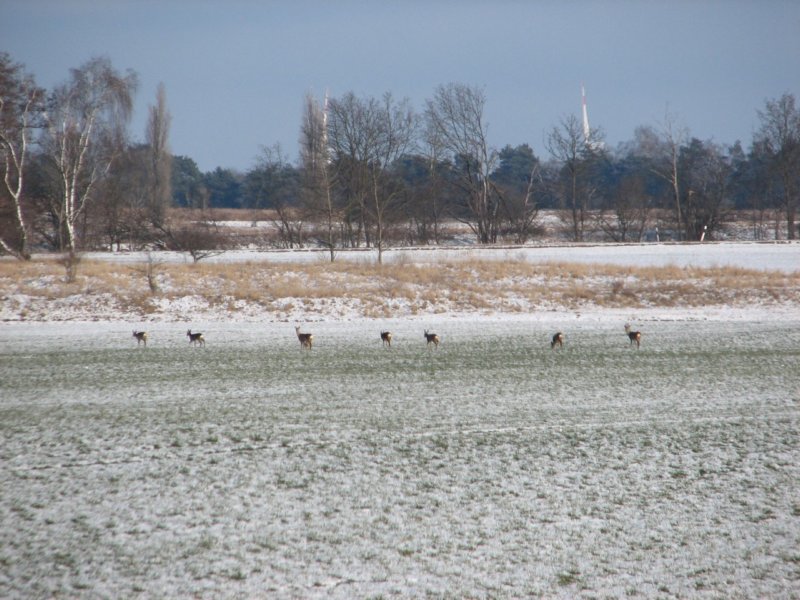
[{"x1": 1, "y1": 256, "x2": 797, "y2": 320}]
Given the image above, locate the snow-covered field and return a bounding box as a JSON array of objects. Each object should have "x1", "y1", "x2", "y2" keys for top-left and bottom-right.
[
  {"x1": 85, "y1": 239, "x2": 800, "y2": 272},
  {"x1": 5, "y1": 240, "x2": 796, "y2": 324},
  {"x1": 1, "y1": 242, "x2": 798, "y2": 598}
]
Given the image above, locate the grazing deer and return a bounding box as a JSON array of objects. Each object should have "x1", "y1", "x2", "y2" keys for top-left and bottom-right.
[
  {"x1": 186, "y1": 329, "x2": 205, "y2": 347},
  {"x1": 380, "y1": 331, "x2": 392, "y2": 348},
  {"x1": 424, "y1": 329, "x2": 440, "y2": 349},
  {"x1": 551, "y1": 332, "x2": 564, "y2": 349},
  {"x1": 624, "y1": 324, "x2": 642, "y2": 349},
  {"x1": 295, "y1": 325, "x2": 313, "y2": 350},
  {"x1": 132, "y1": 330, "x2": 148, "y2": 347}
]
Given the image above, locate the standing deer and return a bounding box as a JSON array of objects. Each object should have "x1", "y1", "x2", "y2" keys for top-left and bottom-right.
[
  {"x1": 551, "y1": 332, "x2": 564, "y2": 349},
  {"x1": 380, "y1": 331, "x2": 392, "y2": 348},
  {"x1": 132, "y1": 330, "x2": 148, "y2": 347},
  {"x1": 187, "y1": 329, "x2": 205, "y2": 347},
  {"x1": 424, "y1": 329, "x2": 440, "y2": 349},
  {"x1": 624, "y1": 324, "x2": 642, "y2": 349},
  {"x1": 295, "y1": 325, "x2": 313, "y2": 350}
]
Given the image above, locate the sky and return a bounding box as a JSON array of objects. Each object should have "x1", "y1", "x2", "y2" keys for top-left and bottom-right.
[{"x1": 2, "y1": 0, "x2": 799, "y2": 174}]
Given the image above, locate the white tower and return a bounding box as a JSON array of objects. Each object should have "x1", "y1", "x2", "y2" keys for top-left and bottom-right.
[
  {"x1": 322, "y1": 89, "x2": 329, "y2": 148},
  {"x1": 581, "y1": 83, "x2": 591, "y2": 143},
  {"x1": 581, "y1": 84, "x2": 603, "y2": 150}
]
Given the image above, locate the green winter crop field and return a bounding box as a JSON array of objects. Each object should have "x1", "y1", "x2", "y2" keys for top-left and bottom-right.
[{"x1": 1, "y1": 318, "x2": 798, "y2": 598}]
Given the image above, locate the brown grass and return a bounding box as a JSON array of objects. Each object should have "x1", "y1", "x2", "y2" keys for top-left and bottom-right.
[{"x1": 1, "y1": 256, "x2": 797, "y2": 320}]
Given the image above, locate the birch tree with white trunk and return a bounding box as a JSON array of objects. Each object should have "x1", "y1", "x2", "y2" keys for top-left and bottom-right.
[
  {"x1": 0, "y1": 53, "x2": 44, "y2": 259},
  {"x1": 40, "y1": 56, "x2": 138, "y2": 253}
]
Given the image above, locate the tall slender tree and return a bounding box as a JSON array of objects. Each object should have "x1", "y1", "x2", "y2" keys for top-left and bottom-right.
[
  {"x1": 654, "y1": 111, "x2": 689, "y2": 240},
  {"x1": 0, "y1": 53, "x2": 44, "y2": 259},
  {"x1": 326, "y1": 92, "x2": 372, "y2": 248},
  {"x1": 755, "y1": 93, "x2": 800, "y2": 239},
  {"x1": 145, "y1": 82, "x2": 171, "y2": 227},
  {"x1": 415, "y1": 124, "x2": 450, "y2": 244},
  {"x1": 546, "y1": 114, "x2": 596, "y2": 241},
  {"x1": 299, "y1": 91, "x2": 337, "y2": 261},
  {"x1": 370, "y1": 93, "x2": 416, "y2": 263}
]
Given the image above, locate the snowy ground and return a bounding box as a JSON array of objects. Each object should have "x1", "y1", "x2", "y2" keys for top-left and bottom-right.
[
  {"x1": 1, "y1": 242, "x2": 798, "y2": 598},
  {"x1": 4, "y1": 240, "x2": 796, "y2": 324},
  {"x1": 81, "y1": 239, "x2": 800, "y2": 272}
]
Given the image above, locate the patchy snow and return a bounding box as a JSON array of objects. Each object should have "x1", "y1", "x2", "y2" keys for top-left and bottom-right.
[
  {"x1": 4, "y1": 241, "x2": 797, "y2": 324},
  {"x1": 60, "y1": 239, "x2": 800, "y2": 271},
  {"x1": 1, "y1": 317, "x2": 798, "y2": 598},
  {"x1": 1, "y1": 242, "x2": 798, "y2": 598}
]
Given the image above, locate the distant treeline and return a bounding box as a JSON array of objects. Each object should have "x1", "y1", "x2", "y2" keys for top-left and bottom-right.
[{"x1": 1, "y1": 53, "x2": 798, "y2": 261}]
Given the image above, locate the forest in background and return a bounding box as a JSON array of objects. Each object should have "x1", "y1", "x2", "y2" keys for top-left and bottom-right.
[{"x1": 2, "y1": 53, "x2": 799, "y2": 265}]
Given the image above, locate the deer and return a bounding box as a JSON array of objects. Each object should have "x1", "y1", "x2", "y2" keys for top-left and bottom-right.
[
  {"x1": 380, "y1": 331, "x2": 392, "y2": 348},
  {"x1": 295, "y1": 325, "x2": 313, "y2": 350},
  {"x1": 624, "y1": 324, "x2": 642, "y2": 349},
  {"x1": 132, "y1": 330, "x2": 148, "y2": 347},
  {"x1": 424, "y1": 329, "x2": 440, "y2": 349},
  {"x1": 186, "y1": 329, "x2": 205, "y2": 347},
  {"x1": 551, "y1": 332, "x2": 564, "y2": 349}
]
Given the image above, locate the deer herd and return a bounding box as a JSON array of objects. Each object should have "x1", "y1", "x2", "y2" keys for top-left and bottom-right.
[{"x1": 131, "y1": 324, "x2": 645, "y2": 351}]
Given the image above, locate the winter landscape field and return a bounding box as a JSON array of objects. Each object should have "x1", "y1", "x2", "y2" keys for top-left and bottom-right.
[{"x1": 1, "y1": 242, "x2": 799, "y2": 598}]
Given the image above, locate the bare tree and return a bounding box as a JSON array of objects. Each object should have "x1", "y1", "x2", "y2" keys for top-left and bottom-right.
[
  {"x1": 546, "y1": 114, "x2": 597, "y2": 241},
  {"x1": 740, "y1": 139, "x2": 779, "y2": 240},
  {"x1": 326, "y1": 92, "x2": 372, "y2": 248},
  {"x1": 40, "y1": 57, "x2": 138, "y2": 255},
  {"x1": 93, "y1": 143, "x2": 150, "y2": 250},
  {"x1": 425, "y1": 83, "x2": 500, "y2": 244},
  {"x1": 128, "y1": 251, "x2": 162, "y2": 293},
  {"x1": 415, "y1": 128, "x2": 450, "y2": 244},
  {"x1": 492, "y1": 144, "x2": 542, "y2": 243},
  {"x1": 165, "y1": 214, "x2": 227, "y2": 262},
  {"x1": 643, "y1": 111, "x2": 690, "y2": 240},
  {"x1": 370, "y1": 93, "x2": 416, "y2": 263},
  {"x1": 661, "y1": 112, "x2": 689, "y2": 240},
  {"x1": 0, "y1": 53, "x2": 44, "y2": 259},
  {"x1": 755, "y1": 93, "x2": 800, "y2": 239},
  {"x1": 596, "y1": 173, "x2": 652, "y2": 242},
  {"x1": 679, "y1": 139, "x2": 733, "y2": 240},
  {"x1": 514, "y1": 163, "x2": 541, "y2": 243},
  {"x1": 327, "y1": 92, "x2": 416, "y2": 263},
  {"x1": 81, "y1": 86, "x2": 171, "y2": 251},
  {"x1": 299, "y1": 92, "x2": 337, "y2": 261},
  {"x1": 247, "y1": 143, "x2": 303, "y2": 248},
  {"x1": 145, "y1": 82, "x2": 171, "y2": 228}
]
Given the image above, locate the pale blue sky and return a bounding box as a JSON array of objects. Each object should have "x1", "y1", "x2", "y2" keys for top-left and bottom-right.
[{"x1": 2, "y1": 0, "x2": 798, "y2": 172}]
